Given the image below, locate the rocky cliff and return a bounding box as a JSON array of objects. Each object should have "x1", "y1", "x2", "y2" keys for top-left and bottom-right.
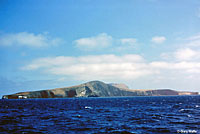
[{"x1": 2, "y1": 81, "x2": 199, "y2": 99}]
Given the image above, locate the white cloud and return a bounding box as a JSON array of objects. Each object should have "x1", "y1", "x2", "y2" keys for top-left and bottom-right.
[
  {"x1": 160, "y1": 33, "x2": 200, "y2": 61},
  {"x1": 74, "y1": 33, "x2": 113, "y2": 51},
  {"x1": 22, "y1": 54, "x2": 154, "y2": 81},
  {"x1": 150, "y1": 61, "x2": 200, "y2": 71},
  {"x1": 0, "y1": 32, "x2": 62, "y2": 47},
  {"x1": 151, "y1": 36, "x2": 166, "y2": 44},
  {"x1": 174, "y1": 48, "x2": 198, "y2": 61},
  {"x1": 74, "y1": 33, "x2": 139, "y2": 51},
  {"x1": 120, "y1": 38, "x2": 137, "y2": 46}
]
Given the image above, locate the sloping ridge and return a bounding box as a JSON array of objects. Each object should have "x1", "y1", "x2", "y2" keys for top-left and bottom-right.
[
  {"x1": 3, "y1": 81, "x2": 132, "y2": 99},
  {"x1": 2, "y1": 81, "x2": 199, "y2": 99}
]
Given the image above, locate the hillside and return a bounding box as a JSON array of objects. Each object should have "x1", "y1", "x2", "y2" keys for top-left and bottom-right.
[{"x1": 2, "y1": 81, "x2": 199, "y2": 99}]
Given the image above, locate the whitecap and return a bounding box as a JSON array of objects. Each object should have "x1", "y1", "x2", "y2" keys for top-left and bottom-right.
[
  {"x1": 179, "y1": 109, "x2": 184, "y2": 112},
  {"x1": 85, "y1": 106, "x2": 92, "y2": 109}
]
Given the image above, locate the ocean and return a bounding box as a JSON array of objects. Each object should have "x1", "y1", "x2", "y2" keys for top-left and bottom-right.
[{"x1": 0, "y1": 96, "x2": 199, "y2": 134}]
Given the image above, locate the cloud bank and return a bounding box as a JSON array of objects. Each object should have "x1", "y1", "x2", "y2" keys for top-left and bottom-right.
[
  {"x1": 22, "y1": 54, "x2": 150, "y2": 80},
  {"x1": 22, "y1": 53, "x2": 200, "y2": 85}
]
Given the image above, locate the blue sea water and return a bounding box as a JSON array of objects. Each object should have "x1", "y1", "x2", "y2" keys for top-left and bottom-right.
[{"x1": 0, "y1": 96, "x2": 199, "y2": 134}]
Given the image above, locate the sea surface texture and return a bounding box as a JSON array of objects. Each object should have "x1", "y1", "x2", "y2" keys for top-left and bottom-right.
[{"x1": 0, "y1": 96, "x2": 199, "y2": 134}]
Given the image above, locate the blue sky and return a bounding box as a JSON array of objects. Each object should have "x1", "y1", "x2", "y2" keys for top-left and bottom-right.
[{"x1": 1, "y1": 0, "x2": 200, "y2": 97}]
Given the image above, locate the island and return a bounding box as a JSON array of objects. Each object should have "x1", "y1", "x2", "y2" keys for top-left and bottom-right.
[{"x1": 2, "y1": 81, "x2": 199, "y2": 99}]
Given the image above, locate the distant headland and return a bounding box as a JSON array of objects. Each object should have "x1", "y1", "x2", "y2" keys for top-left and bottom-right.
[{"x1": 2, "y1": 81, "x2": 199, "y2": 99}]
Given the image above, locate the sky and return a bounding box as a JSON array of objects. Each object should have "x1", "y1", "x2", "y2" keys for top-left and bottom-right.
[{"x1": 1, "y1": 0, "x2": 200, "y2": 97}]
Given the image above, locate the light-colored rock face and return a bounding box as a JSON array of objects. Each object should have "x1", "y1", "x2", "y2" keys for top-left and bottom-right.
[
  {"x1": 2, "y1": 81, "x2": 199, "y2": 99},
  {"x1": 109, "y1": 83, "x2": 129, "y2": 90},
  {"x1": 51, "y1": 89, "x2": 67, "y2": 97},
  {"x1": 178, "y1": 92, "x2": 199, "y2": 95}
]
